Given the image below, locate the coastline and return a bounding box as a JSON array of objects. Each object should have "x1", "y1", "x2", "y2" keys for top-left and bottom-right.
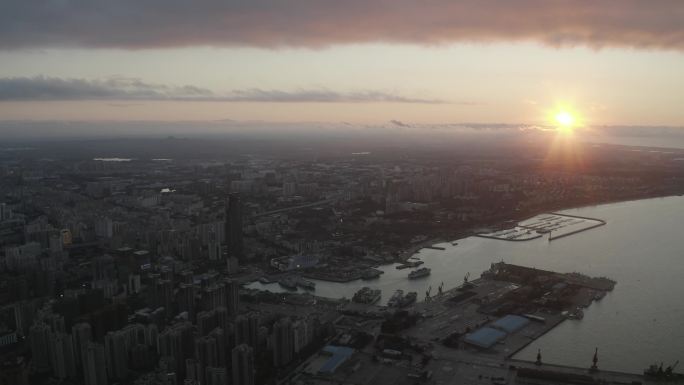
[{"x1": 395, "y1": 193, "x2": 682, "y2": 263}]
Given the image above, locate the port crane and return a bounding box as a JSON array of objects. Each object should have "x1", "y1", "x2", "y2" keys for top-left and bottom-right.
[
  {"x1": 425, "y1": 286, "x2": 432, "y2": 302},
  {"x1": 645, "y1": 360, "x2": 680, "y2": 378},
  {"x1": 463, "y1": 272, "x2": 470, "y2": 285},
  {"x1": 667, "y1": 361, "x2": 679, "y2": 376}
]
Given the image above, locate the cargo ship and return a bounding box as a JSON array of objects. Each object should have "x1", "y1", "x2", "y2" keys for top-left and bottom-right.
[
  {"x1": 402, "y1": 291, "x2": 417, "y2": 306},
  {"x1": 387, "y1": 290, "x2": 405, "y2": 307},
  {"x1": 387, "y1": 290, "x2": 418, "y2": 307},
  {"x1": 352, "y1": 287, "x2": 382, "y2": 304},
  {"x1": 408, "y1": 267, "x2": 431, "y2": 279}
]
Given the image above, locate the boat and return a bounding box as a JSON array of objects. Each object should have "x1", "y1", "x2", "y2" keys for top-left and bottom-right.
[
  {"x1": 387, "y1": 290, "x2": 405, "y2": 307},
  {"x1": 408, "y1": 267, "x2": 431, "y2": 279},
  {"x1": 352, "y1": 287, "x2": 382, "y2": 304},
  {"x1": 278, "y1": 276, "x2": 298, "y2": 290},
  {"x1": 397, "y1": 260, "x2": 423, "y2": 270},
  {"x1": 295, "y1": 277, "x2": 316, "y2": 290},
  {"x1": 451, "y1": 241, "x2": 459, "y2": 246},
  {"x1": 401, "y1": 291, "x2": 417, "y2": 306},
  {"x1": 361, "y1": 268, "x2": 382, "y2": 280},
  {"x1": 567, "y1": 308, "x2": 584, "y2": 320},
  {"x1": 425, "y1": 245, "x2": 445, "y2": 250},
  {"x1": 259, "y1": 276, "x2": 271, "y2": 284}
]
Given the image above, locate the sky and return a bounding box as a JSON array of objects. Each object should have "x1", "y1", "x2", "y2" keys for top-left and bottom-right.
[{"x1": 0, "y1": 1, "x2": 683, "y2": 127}]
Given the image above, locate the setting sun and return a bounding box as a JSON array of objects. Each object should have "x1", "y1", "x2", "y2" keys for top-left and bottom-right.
[
  {"x1": 548, "y1": 105, "x2": 582, "y2": 133},
  {"x1": 555, "y1": 111, "x2": 575, "y2": 127}
]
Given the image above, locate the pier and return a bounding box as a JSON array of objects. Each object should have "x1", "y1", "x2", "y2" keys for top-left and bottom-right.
[{"x1": 477, "y1": 212, "x2": 606, "y2": 242}]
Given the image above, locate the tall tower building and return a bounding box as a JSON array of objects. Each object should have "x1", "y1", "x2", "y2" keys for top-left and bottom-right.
[
  {"x1": 83, "y1": 342, "x2": 108, "y2": 385},
  {"x1": 226, "y1": 279, "x2": 240, "y2": 316},
  {"x1": 272, "y1": 318, "x2": 293, "y2": 368},
  {"x1": 225, "y1": 193, "x2": 244, "y2": 262},
  {"x1": 157, "y1": 322, "x2": 194, "y2": 378},
  {"x1": 205, "y1": 367, "x2": 228, "y2": 385},
  {"x1": 49, "y1": 331, "x2": 77, "y2": 378},
  {"x1": 208, "y1": 328, "x2": 227, "y2": 367},
  {"x1": 235, "y1": 313, "x2": 259, "y2": 351},
  {"x1": 196, "y1": 310, "x2": 218, "y2": 337},
  {"x1": 72, "y1": 322, "x2": 93, "y2": 368},
  {"x1": 231, "y1": 344, "x2": 255, "y2": 385},
  {"x1": 104, "y1": 330, "x2": 128, "y2": 381},
  {"x1": 194, "y1": 335, "x2": 219, "y2": 385},
  {"x1": 29, "y1": 322, "x2": 51, "y2": 373}
]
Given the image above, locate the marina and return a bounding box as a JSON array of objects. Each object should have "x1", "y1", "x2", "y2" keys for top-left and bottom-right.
[{"x1": 477, "y1": 212, "x2": 606, "y2": 242}]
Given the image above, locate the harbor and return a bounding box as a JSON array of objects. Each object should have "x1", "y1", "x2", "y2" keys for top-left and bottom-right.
[
  {"x1": 291, "y1": 262, "x2": 681, "y2": 385},
  {"x1": 244, "y1": 197, "x2": 684, "y2": 374}
]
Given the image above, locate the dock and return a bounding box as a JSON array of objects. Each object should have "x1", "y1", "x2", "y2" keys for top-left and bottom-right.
[
  {"x1": 477, "y1": 212, "x2": 606, "y2": 242},
  {"x1": 424, "y1": 245, "x2": 446, "y2": 250}
]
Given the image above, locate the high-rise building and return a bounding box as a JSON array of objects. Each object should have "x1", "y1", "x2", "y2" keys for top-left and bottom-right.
[
  {"x1": 194, "y1": 335, "x2": 218, "y2": 385},
  {"x1": 235, "y1": 313, "x2": 259, "y2": 351},
  {"x1": 178, "y1": 283, "x2": 196, "y2": 319},
  {"x1": 225, "y1": 193, "x2": 244, "y2": 262},
  {"x1": 83, "y1": 342, "x2": 108, "y2": 385},
  {"x1": 208, "y1": 328, "x2": 227, "y2": 367},
  {"x1": 29, "y1": 322, "x2": 51, "y2": 373},
  {"x1": 227, "y1": 256, "x2": 239, "y2": 275},
  {"x1": 72, "y1": 322, "x2": 93, "y2": 368},
  {"x1": 226, "y1": 279, "x2": 240, "y2": 316},
  {"x1": 156, "y1": 279, "x2": 174, "y2": 319},
  {"x1": 215, "y1": 306, "x2": 230, "y2": 331},
  {"x1": 0, "y1": 202, "x2": 12, "y2": 220},
  {"x1": 201, "y1": 283, "x2": 226, "y2": 311},
  {"x1": 196, "y1": 310, "x2": 217, "y2": 337},
  {"x1": 157, "y1": 322, "x2": 194, "y2": 378},
  {"x1": 272, "y1": 318, "x2": 293, "y2": 368},
  {"x1": 44, "y1": 313, "x2": 65, "y2": 334},
  {"x1": 231, "y1": 344, "x2": 255, "y2": 385},
  {"x1": 145, "y1": 323, "x2": 158, "y2": 351},
  {"x1": 104, "y1": 330, "x2": 128, "y2": 381},
  {"x1": 49, "y1": 331, "x2": 77, "y2": 378},
  {"x1": 292, "y1": 319, "x2": 312, "y2": 354},
  {"x1": 185, "y1": 358, "x2": 198, "y2": 383},
  {"x1": 205, "y1": 367, "x2": 228, "y2": 385}
]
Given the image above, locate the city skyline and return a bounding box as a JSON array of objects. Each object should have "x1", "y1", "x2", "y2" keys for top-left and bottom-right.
[{"x1": 1, "y1": 3, "x2": 684, "y2": 385}]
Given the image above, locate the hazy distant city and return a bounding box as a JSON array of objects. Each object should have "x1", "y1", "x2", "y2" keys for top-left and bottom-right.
[{"x1": 0, "y1": 131, "x2": 683, "y2": 385}]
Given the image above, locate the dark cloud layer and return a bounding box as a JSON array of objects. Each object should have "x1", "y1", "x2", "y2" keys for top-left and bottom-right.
[
  {"x1": 0, "y1": 76, "x2": 446, "y2": 103},
  {"x1": 1, "y1": 1, "x2": 683, "y2": 50}
]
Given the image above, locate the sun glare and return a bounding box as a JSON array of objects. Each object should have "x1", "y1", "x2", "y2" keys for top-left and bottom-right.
[
  {"x1": 555, "y1": 111, "x2": 574, "y2": 128},
  {"x1": 549, "y1": 106, "x2": 582, "y2": 134}
]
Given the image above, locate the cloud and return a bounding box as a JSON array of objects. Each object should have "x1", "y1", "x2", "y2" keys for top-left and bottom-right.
[
  {"x1": 0, "y1": 76, "x2": 446, "y2": 104},
  {"x1": 390, "y1": 120, "x2": 412, "y2": 128},
  {"x1": 1, "y1": 1, "x2": 683, "y2": 51}
]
